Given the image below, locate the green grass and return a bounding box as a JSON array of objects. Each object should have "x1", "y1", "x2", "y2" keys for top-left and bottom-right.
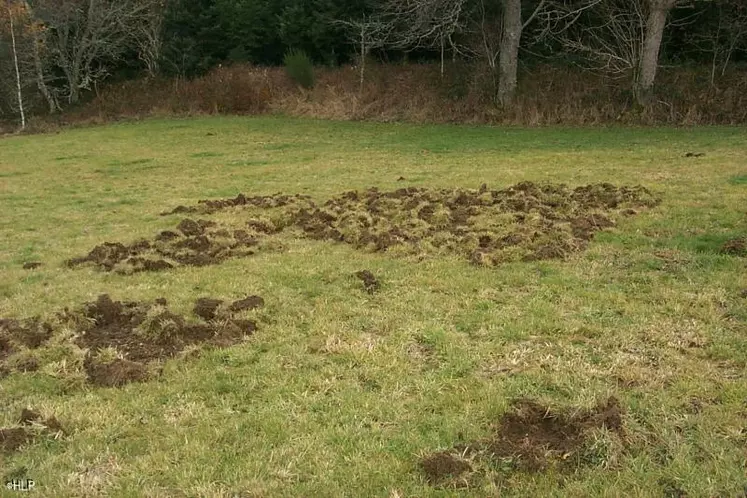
[{"x1": 1, "y1": 116, "x2": 746, "y2": 497}]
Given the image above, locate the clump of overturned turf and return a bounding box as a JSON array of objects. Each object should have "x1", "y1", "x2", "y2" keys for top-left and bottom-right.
[
  {"x1": 355, "y1": 270, "x2": 380, "y2": 294},
  {"x1": 419, "y1": 396, "x2": 625, "y2": 485},
  {"x1": 721, "y1": 237, "x2": 747, "y2": 257},
  {"x1": 68, "y1": 182, "x2": 660, "y2": 273},
  {"x1": 65, "y1": 218, "x2": 259, "y2": 274},
  {"x1": 420, "y1": 452, "x2": 472, "y2": 485},
  {"x1": 1, "y1": 409, "x2": 65, "y2": 454},
  {"x1": 1, "y1": 294, "x2": 262, "y2": 388},
  {"x1": 488, "y1": 396, "x2": 624, "y2": 472}
]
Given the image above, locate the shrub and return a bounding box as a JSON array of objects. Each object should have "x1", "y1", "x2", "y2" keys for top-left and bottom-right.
[{"x1": 284, "y1": 49, "x2": 315, "y2": 89}]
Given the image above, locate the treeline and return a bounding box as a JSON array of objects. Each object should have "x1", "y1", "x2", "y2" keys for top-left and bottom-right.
[{"x1": 0, "y1": 0, "x2": 745, "y2": 128}]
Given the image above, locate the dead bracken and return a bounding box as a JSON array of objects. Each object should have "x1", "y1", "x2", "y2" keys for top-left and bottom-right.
[
  {"x1": 420, "y1": 396, "x2": 625, "y2": 484},
  {"x1": 67, "y1": 182, "x2": 661, "y2": 273},
  {"x1": 0, "y1": 294, "x2": 263, "y2": 388}
]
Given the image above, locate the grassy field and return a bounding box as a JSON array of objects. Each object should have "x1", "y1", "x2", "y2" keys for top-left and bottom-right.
[{"x1": 1, "y1": 116, "x2": 746, "y2": 497}]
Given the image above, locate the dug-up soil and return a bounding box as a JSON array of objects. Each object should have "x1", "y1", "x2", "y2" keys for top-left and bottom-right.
[
  {"x1": 0, "y1": 408, "x2": 64, "y2": 454},
  {"x1": 420, "y1": 397, "x2": 625, "y2": 486},
  {"x1": 67, "y1": 182, "x2": 660, "y2": 273},
  {"x1": 0, "y1": 294, "x2": 263, "y2": 388}
]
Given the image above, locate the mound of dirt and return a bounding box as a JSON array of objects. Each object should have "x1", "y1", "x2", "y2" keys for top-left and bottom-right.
[
  {"x1": 161, "y1": 192, "x2": 314, "y2": 216},
  {"x1": 0, "y1": 319, "x2": 53, "y2": 365},
  {"x1": 66, "y1": 218, "x2": 259, "y2": 274},
  {"x1": 355, "y1": 270, "x2": 380, "y2": 294},
  {"x1": 420, "y1": 397, "x2": 625, "y2": 484},
  {"x1": 69, "y1": 183, "x2": 660, "y2": 273},
  {"x1": 1, "y1": 294, "x2": 262, "y2": 387},
  {"x1": 0, "y1": 409, "x2": 64, "y2": 454},
  {"x1": 488, "y1": 396, "x2": 623, "y2": 472},
  {"x1": 721, "y1": 237, "x2": 747, "y2": 257},
  {"x1": 420, "y1": 452, "x2": 472, "y2": 485}
]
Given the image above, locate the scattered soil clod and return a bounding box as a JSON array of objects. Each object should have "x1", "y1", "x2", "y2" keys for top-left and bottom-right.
[
  {"x1": 84, "y1": 356, "x2": 151, "y2": 388},
  {"x1": 193, "y1": 298, "x2": 224, "y2": 321},
  {"x1": 488, "y1": 396, "x2": 623, "y2": 472},
  {"x1": 22, "y1": 262, "x2": 42, "y2": 270},
  {"x1": 71, "y1": 183, "x2": 661, "y2": 273},
  {"x1": 228, "y1": 296, "x2": 265, "y2": 313},
  {"x1": 0, "y1": 428, "x2": 32, "y2": 453},
  {"x1": 420, "y1": 396, "x2": 625, "y2": 484},
  {"x1": 355, "y1": 270, "x2": 380, "y2": 294},
  {"x1": 1, "y1": 409, "x2": 65, "y2": 454},
  {"x1": 420, "y1": 452, "x2": 472, "y2": 485},
  {"x1": 721, "y1": 237, "x2": 746, "y2": 257},
  {"x1": 684, "y1": 152, "x2": 705, "y2": 158},
  {"x1": 1, "y1": 295, "x2": 261, "y2": 388}
]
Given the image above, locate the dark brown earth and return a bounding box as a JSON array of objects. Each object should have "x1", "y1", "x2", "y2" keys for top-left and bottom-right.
[
  {"x1": 1, "y1": 294, "x2": 261, "y2": 387},
  {"x1": 0, "y1": 318, "x2": 53, "y2": 349},
  {"x1": 420, "y1": 452, "x2": 472, "y2": 484},
  {"x1": 66, "y1": 218, "x2": 259, "y2": 273},
  {"x1": 420, "y1": 397, "x2": 625, "y2": 484},
  {"x1": 355, "y1": 270, "x2": 380, "y2": 294},
  {"x1": 22, "y1": 262, "x2": 43, "y2": 270},
  {"x1": 0, "y1": 409, "x2": 65, "y2": 454},
  {"x1": 229, "y1": 296, "x2": 265, "y2": 313},
  {"x1": 488, "y1": 396, "x2": 623, "y2": 472},
  {"x1": 68, "y1": 183, "x2": 660, "y2": 273},
  {"x1": 0, "y1": 428, "x2": 32, "y2": 453},
  {"x1": 160, "y1": 192, "x2": 314, "y2": 216},
  {"x1": 721, "y1": 237, "x2": 747, "y2": 257},
  {"x1": 193, "y1": 297, "x2": 224, "y2": 321}
]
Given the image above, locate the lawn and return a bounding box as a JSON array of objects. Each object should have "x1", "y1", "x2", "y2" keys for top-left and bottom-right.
[{"x1": 1, "y1": 116, "x2": 746, "y2": 497}]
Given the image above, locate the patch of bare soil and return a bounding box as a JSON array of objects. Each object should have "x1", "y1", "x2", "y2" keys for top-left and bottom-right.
[
  {"x1": 68, "y1": 183, "x2": 660, "y2": 273},
  {"x1": 355, "y1": 270, "x2": 380, "y2": 294},
  {"x1": 420, "y1": 452, "x2": 472, "y2": 485},
  {"x1": 1, "y1": 294, "x2": 262, "y2": 387},
  {"x1": 419, "y1": 397, "x2": 625, "y2": 485},
  {"x1": 721, "y1": 237, "x2": 747, "y2": 257},
  {"x1": 0, "y1": 409, "x2": 65, "y2": 454}
]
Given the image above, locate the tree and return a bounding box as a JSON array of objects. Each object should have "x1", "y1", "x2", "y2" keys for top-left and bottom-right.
[
  {"x1": 380, "y1": 0, "x2": 470, "y2": 78},
  {"x1": 545, "y1": 0, "x2": 684, "y2": 106},
  {"x1": 685, "y1": 0, "x2": 747, "y2": 86},
  {"x1": 30, "y1": 0, "x2": 150, "y2": 103},
  {"x1": 335, "y1": 15, "x2": 394, "y2": 93},
  {"x1": 4, "y1": 0, "x2": 26, "y2": 128},
  {"x1": 637, "y1": 0, "x2": 676, "y2": 105},
  {"x1": 133, "y1": 0, "x2": 166, "y2": 77}
]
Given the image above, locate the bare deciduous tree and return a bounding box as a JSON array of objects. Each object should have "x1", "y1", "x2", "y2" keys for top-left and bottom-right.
[
  {"x1": 546, "y1": 0, "x2": 685, "y2": 106},
  {"x1": 688, "y1": 0, "x2": 747, "y2": 86},
  {"x1": 31, "y1": 0, "x2": 150, "y2": 104},
  {"x1": 133, "y1": 0, "x2": 166, "y2": 78},
  {"x1": 5, "y1": 0, "x2": 26, "y2": 128},
  {"x1": 380, "y1": 0, "x2": 469, "y2": 78},
  {"x1": 334, "y1": 15, "x2": 394, "y2": 94}
]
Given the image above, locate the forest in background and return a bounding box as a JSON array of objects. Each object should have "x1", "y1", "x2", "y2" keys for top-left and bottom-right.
[{"x1": 0, "y1": 0, "x2": 745, "y2": 129}]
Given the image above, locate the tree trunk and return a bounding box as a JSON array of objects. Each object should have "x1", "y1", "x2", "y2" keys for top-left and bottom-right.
[
  {"x1": 636, "y1": 0, "x2": 674, "y2": 106},
  {"x1": 32, "y1": 34, "x2": 57, "y2": 113},
  {"x1": 8, "y1": 4, "x2": 25, "y2": 129},
  {"x1": 498, "y1": 0, "x2": 521, "y2": 108}
]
